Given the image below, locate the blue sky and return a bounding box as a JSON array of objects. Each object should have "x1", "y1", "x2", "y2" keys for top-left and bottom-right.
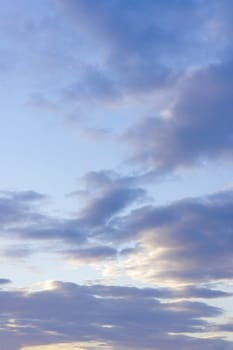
[{"x1": 1, "y1": 0, "x2": 233, "y2": 349}]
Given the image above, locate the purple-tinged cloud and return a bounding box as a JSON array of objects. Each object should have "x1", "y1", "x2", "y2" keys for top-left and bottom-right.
[
  {"x1": 106, "y1": 189, "x2": 233, "y2": 284},
  {"x1": 0, "y1": 278, "x2": 11, "y2": 285},
  {"x1": 0, "y1": 280, "x2": 231, "y2": 350},
  {"x1": 79, "y1": 186, "x2": 145, "y2": 226},
  {"x1": 63, "y1": 245, "x2": 118, "y2": 263},
  {"x1": 125, "y1": 60, "x2": 233, "y2": 175},
  {"x1": 56, "y1": 0, "x2": 217, "y2": 102}
]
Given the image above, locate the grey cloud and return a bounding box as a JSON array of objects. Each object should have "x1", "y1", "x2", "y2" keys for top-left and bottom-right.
[
  {"x1": 107, "y1": 189, "x2": 233, "y2": 284},
  {"x1": 74, "y1": 170, "x2": 146, "y2": 227},
  {"x1": 0, "y1": 280, "x2": 230, "y2": 350},
  {"x1": 79, "y1": 186, "x2": 146, "y2": 226},
  {"x1": 0, "y1": 190, "x2": 85, "y2": 245},
  {"x1": 216, "y1": 323, "x2": 233, "y2": 332},
  {"x1": 4, "y1": 184, "x2": 233, "y2": 289},
  {"x1": 1, "y1": 185, "x2": 233, "y2": 292},
  {"x1": 177, "y1": 286, "x2": 233, "y2": 299},
  {"x1": 125, "y1": 60, "x2": 233, "y2": 175},
  {"x1": 0, "y1": 179, "x2": 145, "y2": 252},
  {"x1": 1, "y1": 185, "x2": 233, "y2": 290},
  {"x1": 0, "y1": 278, "x2": 11, "y2": 285},
  {"x1": 19, "y1": 218, "x2": 86, "y2": 244},
  {"x1": 65, "y1": 65, "x2": 121, "y2": 102},
  {"x1": 20, "y1": 172, "x2": 145, "y2": 246},
  {"x1": 80, "y1": 170, "x2": 136, "y2": 192},
  {"x1": 63, "y1": 246, "x2": 118, "y2": 263},
  {"x1": 0, "y1": 190, "x2": 46, "y2": 227},
  {"x1": 82, "y1": 284, "x2": 232, "y2": 301},
  {"x1": 5, "y1": 190, "x2": 47, "y2": 203},
  {"x1": 56, "y1": 0, "x2": 215, "y2": 101},
  {"x1": 0, "y1": 246, "x2": 33, "y2": 260}
]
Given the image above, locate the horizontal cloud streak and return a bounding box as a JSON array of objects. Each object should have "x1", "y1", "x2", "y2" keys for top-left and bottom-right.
[
  {"x1": 1, "y1": 1, "x2": 233, "y2": 349},
  {"x1": 0, "y1": 280, "x2": 231, "y2": 350}
]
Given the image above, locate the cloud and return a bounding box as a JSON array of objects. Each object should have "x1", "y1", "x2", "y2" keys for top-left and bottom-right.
[
  {"x1": 1, "y1": 2, "x2": 233, "y2": 349},
  {"x1": 124, "y1": 59, "x2": 233, "y2": 175},
  {"x1": 175, "y1": 286, "x2": 233, "y2": 299},
  {"x1": 56, "y1": 0, "x2": 216, "y2": 102},
  {"x1": 71, "y1": 170, "x2": 146, "y2": 230},
  {"x1": 0, "y1": 176, "x2": 144, "y2": 258},
  {"x1": 63, "y1": 246, "x2": 118, "y2": 263},
  {"x1": 1, "y1": 183, "x2": 233, "y2": 289},
  {"x1": 79, "y1": 186, "x2": 145, "y2": 226},
  {"x1": 0, "y1": 183, "x2": 232, "y2": 292},
  {"x1": 77, "y1": 284, "x2": 232, "y2": 301},
  {"x1": 0, "y1": 278, "x2": 11, "y2": 285},
  {"x1": 0, "y1": 280, "x2": 231, "y2": 350},
  {"x1": 0, "y1": 190, "x2": 46, "y2": 228},
  {"x1": 0, "y1": 190, "x2": 85, "y2": 247},
  {"x1": 105, "y1": 189, "x2": 233, "y2": 285},
  {"x1": 22, "y1": 172, "x2": 145, "y2": 246},
  {"x1": 0, "y1": 245, "x2": 33, "y2": 261},
  {"x1": 79, "y1": 170, "x2": 136, "y2": 191}
]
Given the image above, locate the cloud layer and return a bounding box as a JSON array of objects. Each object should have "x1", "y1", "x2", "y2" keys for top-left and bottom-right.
[{"x1": 0, "y1": 281, "x2": 231, "y2": 350}]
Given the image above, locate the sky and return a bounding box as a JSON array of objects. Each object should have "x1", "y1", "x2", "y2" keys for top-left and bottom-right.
[{"x1": 1, "y1": 0, "x2": 233, "y2": 349}]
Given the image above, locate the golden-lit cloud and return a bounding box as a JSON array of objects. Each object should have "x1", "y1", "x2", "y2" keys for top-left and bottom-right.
[{"x1": 21, "y1": 342, "x2": 111, "y2": 350}]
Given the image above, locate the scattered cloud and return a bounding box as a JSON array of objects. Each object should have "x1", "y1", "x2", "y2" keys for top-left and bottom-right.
[{"x1": 1, "y1": 2, "x2": 233, "y2": 349}]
